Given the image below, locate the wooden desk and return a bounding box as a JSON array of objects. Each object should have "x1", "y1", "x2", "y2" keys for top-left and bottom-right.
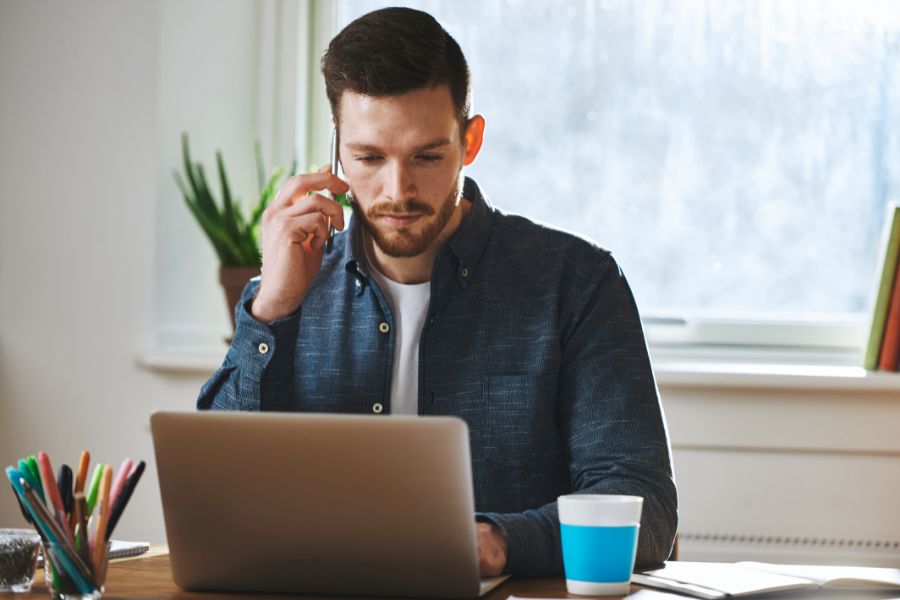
[
  {"x1": 7, "y1": 550, "x2": 679, "y2": 600},
  {"x1": 12, "y1": 552, "x2": 895, "y2": 600}
]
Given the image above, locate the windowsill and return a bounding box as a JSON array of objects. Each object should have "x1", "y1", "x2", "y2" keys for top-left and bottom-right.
[
  {"x1": 135, "y1": 344, "x2": 900, "y2": 391},
  {"x1": 136, "y1": 346, "x2": 227, "y2": 374}
]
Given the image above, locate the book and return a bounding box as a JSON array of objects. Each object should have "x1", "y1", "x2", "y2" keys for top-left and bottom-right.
[
  {"x1": 864, "y1": 203, "x2": 900, "y2": 370},
  {"x1": 877, "y1": 250, "x2": 900, "y2": 371},
  {"x1": 634, "y1": 561, "x2": 900, "y2": 599}
]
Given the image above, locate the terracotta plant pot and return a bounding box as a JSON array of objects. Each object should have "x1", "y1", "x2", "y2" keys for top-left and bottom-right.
[{"x1": 219, "y1": 266, "x2": 261, "y2": 332}]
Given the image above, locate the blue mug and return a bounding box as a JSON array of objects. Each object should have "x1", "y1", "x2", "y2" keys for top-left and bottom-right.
[{"x1": 558, "y1": 495, "x2": 643, "y2": 595}]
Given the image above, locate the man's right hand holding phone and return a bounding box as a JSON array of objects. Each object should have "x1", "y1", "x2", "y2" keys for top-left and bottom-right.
[{"x1": 251, "y1": 168, "x2": 349, "y2": 323}]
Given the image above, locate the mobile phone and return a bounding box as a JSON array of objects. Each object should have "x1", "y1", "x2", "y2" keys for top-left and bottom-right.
[{"x1": 326, "y1": 126, "x2": 339, "y2": 253}]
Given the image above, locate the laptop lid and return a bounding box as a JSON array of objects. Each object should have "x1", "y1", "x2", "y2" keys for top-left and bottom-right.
[{"x1": 151, "y1": 411, "x2": 502, "y2": 598}]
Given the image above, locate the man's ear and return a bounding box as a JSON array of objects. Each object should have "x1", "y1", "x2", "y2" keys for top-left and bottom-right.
[{"x1": 462, "y1": 115, "x2": 485, "y2": 166}]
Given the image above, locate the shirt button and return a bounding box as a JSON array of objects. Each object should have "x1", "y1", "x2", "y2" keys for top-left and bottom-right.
[
  {"x1": 355, "y1": 279, "x2": 362, "y2": 288},
  {"x1": 372, "y1": 403, "x2": 383, "y2": 414},
  {"x1": 257, "y1": 342, "x2": 269, "y2": 355},
  {"x1": 461, "y1": 267, "x2": 470, "y2": 278},
  {"x1": 379, "y1": 322, "x2": 390, "y2": 334}
]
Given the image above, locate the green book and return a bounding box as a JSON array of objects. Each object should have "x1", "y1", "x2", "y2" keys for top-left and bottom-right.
[{"x1": 864, "y1": 203, "x2": 900, "y2": 370}]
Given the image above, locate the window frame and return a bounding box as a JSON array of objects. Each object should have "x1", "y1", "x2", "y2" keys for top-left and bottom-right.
[{"x1": 312, "y1": 1, "x2": 874, "y2": 364}]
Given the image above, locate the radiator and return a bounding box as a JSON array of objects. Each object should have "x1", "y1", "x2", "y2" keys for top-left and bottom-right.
[{"x1": 678, "y1": 531, "x2": 900, "y2": 567}]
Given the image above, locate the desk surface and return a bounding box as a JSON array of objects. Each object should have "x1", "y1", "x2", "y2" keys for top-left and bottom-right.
[
  {"x1": 9, "y1": 550, "x2": 668, "y2": 600},
  {"x1": 10, "y1": 552, "x2": 899, "y2": 600}
]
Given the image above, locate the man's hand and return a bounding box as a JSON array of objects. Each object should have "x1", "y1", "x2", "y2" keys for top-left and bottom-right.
[
  {"x1": 476, "y1": 522, "x2": 508, "y2": 577},
  {"x1": 251, "y1": 169, "x2": 349, "y2": 323}
]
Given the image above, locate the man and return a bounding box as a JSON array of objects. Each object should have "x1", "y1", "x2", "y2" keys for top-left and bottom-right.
[{"x1": 199, "y1": 7, "x2": 677, "y2": 578}]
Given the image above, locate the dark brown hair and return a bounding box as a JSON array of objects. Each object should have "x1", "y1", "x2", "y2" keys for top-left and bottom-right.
[{"x1": 321, "y1": 7, "x2": 471, "y2": 131}]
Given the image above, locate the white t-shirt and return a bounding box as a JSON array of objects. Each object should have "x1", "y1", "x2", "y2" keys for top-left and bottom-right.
[{"x1": 366, "y1": 261, "x2": 431, "y2": 416}]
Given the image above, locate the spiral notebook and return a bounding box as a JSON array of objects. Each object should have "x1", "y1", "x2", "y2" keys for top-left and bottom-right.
[{"x1": 38, "y1": 540, "x2": 149, "y2": 567}]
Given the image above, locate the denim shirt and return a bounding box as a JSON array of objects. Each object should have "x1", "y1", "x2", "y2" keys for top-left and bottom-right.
[{"x1": 198, "y1": 177, "x2": 677, "y2": 577}]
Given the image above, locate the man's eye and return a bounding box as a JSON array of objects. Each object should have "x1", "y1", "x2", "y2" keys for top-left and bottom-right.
[
  {"x1": 417, "y1": 154, "x2": 443, "y2": 163},
  {"x1": 357, "y1": 155, "x2": 382, "y2": 163}
]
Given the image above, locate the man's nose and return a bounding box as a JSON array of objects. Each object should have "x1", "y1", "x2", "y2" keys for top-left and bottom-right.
[{"x1": 383, "y1": 160, "x2": 415, "y2": 202}]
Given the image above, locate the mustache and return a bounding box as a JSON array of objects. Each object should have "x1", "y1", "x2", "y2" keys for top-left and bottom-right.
[{"x1": 367, "y1": 200, "x2": 434, "y2": 218}]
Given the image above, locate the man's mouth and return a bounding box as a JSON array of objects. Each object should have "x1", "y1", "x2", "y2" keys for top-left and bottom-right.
[{"x1": 374, "y1": 213, "x2": 425, "y2": 227}]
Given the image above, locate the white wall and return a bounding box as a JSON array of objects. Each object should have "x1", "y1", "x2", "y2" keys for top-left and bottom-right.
[
  {"x1": 2, "y1": 0, "x2": 899, "y2": 567},
  {"x1": 0, "y1": 0, "x2": 260, "y2": 541}
]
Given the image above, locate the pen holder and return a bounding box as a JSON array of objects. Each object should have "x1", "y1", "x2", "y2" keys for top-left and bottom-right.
[{"x1": 42, "y1": 540, "x2": 109, "y2": 600}]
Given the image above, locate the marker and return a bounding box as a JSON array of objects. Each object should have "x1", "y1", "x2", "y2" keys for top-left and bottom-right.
[
  {"x1": 58, "y1": 464, "x2": 74, "y2": 517},
  {"x1": 106, "y1": 460, "x2": 145, "y2": 540},
  {"x1": 85, "y1": 464, "x2": 104, "y2": 515},
  {"x1": 109, "y1": 457, "x2": 133, "y2": 507},
  {"x1": 73, "y1": 493, "x2": 91, "y2": 567},
  {"x1": 26, "y1": 455, "x2": 44, "y2": 502},
  {"x1": 91, "y1": 466, "x2": 113, "y2": 577},
  {"x1": 37, "y1": 452, "x2": 72, "y2": 540},
  {"x1": 74, "y1": 451, "x2": 91, "y2": 495},
  {"x1": 17, "y1": 459, "x2": 41, "y2": 502}
]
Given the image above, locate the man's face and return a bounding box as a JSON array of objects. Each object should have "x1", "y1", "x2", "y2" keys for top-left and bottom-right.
[{"x1": 337, "y1": 86, "x2": 466, "y2": 258}]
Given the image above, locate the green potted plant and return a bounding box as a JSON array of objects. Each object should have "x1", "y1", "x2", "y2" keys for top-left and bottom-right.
[{"x1": 173, "y1": 132, "x2": 293, "y2": 332}]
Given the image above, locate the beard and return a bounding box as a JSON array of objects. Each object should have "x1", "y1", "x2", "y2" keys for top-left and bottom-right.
[{"x1": 351, "y1": 175, "x2": 462, "y2": 258}]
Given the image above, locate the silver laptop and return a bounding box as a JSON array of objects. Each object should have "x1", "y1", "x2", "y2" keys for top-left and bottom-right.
[{"x1": 150, "y1": 411, "x2": 508, "y2": 598}]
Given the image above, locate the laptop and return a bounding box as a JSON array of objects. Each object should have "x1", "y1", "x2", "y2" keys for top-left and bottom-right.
[{"x1": 150, "y1": 411, "x2": 509, "y2": 598}]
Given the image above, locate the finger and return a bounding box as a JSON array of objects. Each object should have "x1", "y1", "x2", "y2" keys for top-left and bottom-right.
[
  {"x1": 268, "y1": 211, "x2": 328, "y2": 245},
  {"x1": 271, "y1": 173, "x2": 349, "y2": 210},
  {"x1": 286, "y1": 212, "x2": 330, "y2": 244},
  {"x1": 283, "y1": 193, "x2": 346, "y2": 231}
]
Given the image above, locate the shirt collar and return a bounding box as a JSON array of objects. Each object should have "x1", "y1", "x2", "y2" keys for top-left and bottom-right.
[{"x1": 343, "y1": 176, "x2": 494, "y2": 285}]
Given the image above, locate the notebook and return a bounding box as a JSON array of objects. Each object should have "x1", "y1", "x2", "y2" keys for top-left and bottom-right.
[
  {"x1": 38, "y1": 540, "x2": 149, "y2": 567},
  {"x1": 150, "y1": 411, "x2": 509, "y2": 598},
  {"x1": 634, "y1": 561, "x2": 900, "y2": 599}
]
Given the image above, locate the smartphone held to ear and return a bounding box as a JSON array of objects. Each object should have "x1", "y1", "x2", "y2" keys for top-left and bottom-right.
[{"x1": 326, "y1": 126, "x2": 350, "y2": 254}]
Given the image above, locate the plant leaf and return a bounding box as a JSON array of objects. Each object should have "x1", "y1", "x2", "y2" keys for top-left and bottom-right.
[
  {"x1": 255, "y1": 140, "x2": 265, "y2": 192},
  {"x1": 250, "y1": 167, "x2": 285, "y2": 229},
  {"x1": 216, "y1": 150, "x2": 241, "y2": 242},
  {"x1": 181, "y1": 193, "x2": 233, "y2": 264}
]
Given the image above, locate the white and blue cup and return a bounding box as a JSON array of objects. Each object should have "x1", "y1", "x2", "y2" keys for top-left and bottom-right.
[{"x1": 558, "y1": 494, "x2": 643, "y2": 596}]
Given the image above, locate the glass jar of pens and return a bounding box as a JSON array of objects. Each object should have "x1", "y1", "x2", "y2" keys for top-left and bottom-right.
[{"x1": 5, "y1": 451, "x2": 144, "y2": 599}]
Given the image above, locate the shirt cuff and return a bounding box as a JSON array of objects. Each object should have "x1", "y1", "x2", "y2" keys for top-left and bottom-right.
[
  {"x1": 226, "y1": 287, "x2": 301, "y2": 397},
  {"x1": 475, "y1": 511, "x2": 560, "y2": 577}
]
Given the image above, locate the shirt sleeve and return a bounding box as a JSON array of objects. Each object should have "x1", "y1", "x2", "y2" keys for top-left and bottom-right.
[
  {"x1": 196, "y1": 278, "x2": 301, "y2": 411},
  {"x1": 477, "y1": 251, "x2": 678, "y2": 577}
]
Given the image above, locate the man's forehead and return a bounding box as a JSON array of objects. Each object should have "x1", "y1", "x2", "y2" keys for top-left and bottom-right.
[{"x1": 337, "y1": 86, "x2": 460, "y2": 143}]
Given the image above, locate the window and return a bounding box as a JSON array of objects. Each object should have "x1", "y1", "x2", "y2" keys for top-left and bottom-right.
[{"x1": 330, "y1": 0, "x2": 900, "y2": 353}]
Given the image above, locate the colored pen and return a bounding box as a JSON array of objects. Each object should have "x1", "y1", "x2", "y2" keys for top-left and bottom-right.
[
  {"x1": 26, "y1": 455, "x2": 44, "y2": 502},
  {"x1": 85, "y1": 464, "x2": 104, "y2": 515},
  {"x1": 74, "y1": 451, "x2": 90, "y2": 495},
  {"x1": 73, "y1": 493, "x2": 91, "y2": 567},
  {"x1": 37, "y1": 452, "x2": 72, "y2": 540},
  {"x1": 91, "y1": 465, "x2": 112, "y2": 577},
  {"x1": 105, "y1": 460, "x2": 145, "y2": 540},
  {"x1": 109, "y1": 457, "x2": 133, "y2": 507},
  {"x1": 5, "y1": 468, "x2": 94, "y2": 593},
  {"x1": 17, "y1": 459, "x2": 41, "y2": 503},
  {"x1": 58, "y1": 464, "x2": 74, "y2": 517}
]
